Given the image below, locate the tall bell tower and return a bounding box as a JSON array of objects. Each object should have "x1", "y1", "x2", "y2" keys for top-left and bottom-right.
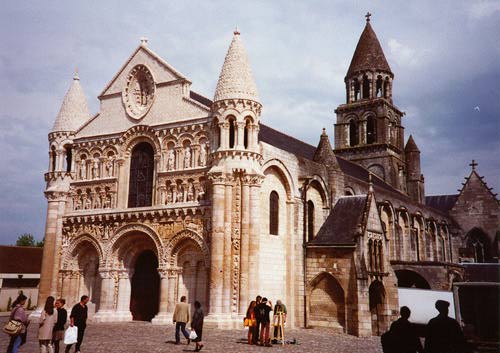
[{"x1": 334, "y1": 14, "x2": 406, "y2": 191}]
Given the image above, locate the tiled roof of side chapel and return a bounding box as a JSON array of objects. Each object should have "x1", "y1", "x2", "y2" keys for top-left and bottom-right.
[
  {"x1": 52, "y1": 72, "x2": 91, "y2": 132},
  {"x1": 346, "y1": 15, "x2": 392, "y2": 77},
  {"x1": 213, "y1": 30, "x2": 259, "y2": 102}
]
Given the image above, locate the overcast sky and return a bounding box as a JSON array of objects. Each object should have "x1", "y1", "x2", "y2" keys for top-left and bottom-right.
[{"x1": 1, "y1": 1, "x2": 499, "y2": 245}]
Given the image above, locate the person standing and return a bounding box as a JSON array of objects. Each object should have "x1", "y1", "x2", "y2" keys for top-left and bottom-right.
[
  {"x1": 425, "y1": 300, "x2": 466, "y2": 353},
  {"x1": 255, "y1": 297, "x2": 273, "y2": 347},
  {"x1": 52, "y1": 299, "x2": 67, "y2": 353},
  {"x1": 38, "y1": 296, "x2": 58, "y2": 353},
  {"x1": 252, "y1": 295, "x2": 262, "y2": 345},
  {"x1": 245, "y1": 301, "x2": 257, "y2": 345},
  {"x1": 65, "y1": 295, "x2": 89, "y2": 353},
  {"x1": 386, "y1": 306, "x2": 423, "y2": 353},
  {"x1": 272, "y1": 299, "x2": 287, "y2": 343},
  {"x1": 6, "y1": 294, "x2": 29, "y2": 353},
  {"x1": 191, "y1": 301, "x2": 204, "y2": 352},
  {"x1": 172, "y1": 296, "x2": 190, "y2": 345}
]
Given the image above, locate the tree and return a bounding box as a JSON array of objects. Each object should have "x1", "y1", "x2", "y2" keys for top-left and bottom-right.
[{"x1": 15, "y1": 233, "x2": 35, "y2": 246}]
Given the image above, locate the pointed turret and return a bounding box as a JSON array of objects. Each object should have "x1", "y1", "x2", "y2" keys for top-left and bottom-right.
[
  {"x1": 346, "y1": 16, "x2": 392, "y2": 78},
  {"x1": 52, "y1": 71, "x2": 91, "y2": 132},
  {"x1": 405, "y1": 135, "x2": 424, "y2": 203},
  {"x1": 213, "y1": 30, "x2": 259, "y2": 103},
  {"x1": 405, "y1": 135, "x2": 420, "y2": 153}
]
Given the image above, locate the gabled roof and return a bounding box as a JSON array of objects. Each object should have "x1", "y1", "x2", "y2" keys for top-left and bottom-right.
[
  {"x1": 213, "y1": 31, "x2": 259, "y2": 103},
  {"x1": 308, "y1": 195, "x2": 367, "y2": 246},
  {"x1": 0, "y1": 246, "x2": 43, "y2": 274},
  {"x1": 52, "y1": 72, "x2": 91, "y2": 132},
  {"x1": 346, "y1": 20, "x2": 392, "y2": 78},
  {"x1": 425, "y1": 194, "x2": 459, "y2": 213},
  {"x1": 99, "y1": 43, "x2": 189, "y2": 98}
]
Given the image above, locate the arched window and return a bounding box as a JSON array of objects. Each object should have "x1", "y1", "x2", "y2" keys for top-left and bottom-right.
[
  {"x1": 353, "y1": 79, "x2": 360, "y2": 101},
  {"x1": 384, "y1": 79, "x2": 390, "y2": 99},
  {"x1": 228, "y1": 118, "x2": 235, "y2": 148},
  {"x1": 376, "y1": 76, "x2": 383, "y2": 97},
  {"x1": 269, "y1": 191, "x2": 279, "y2": 235},
  {"x1": 244, "y1": 120, "x2": 250, "y2": 149},
  {"x1": 65, "y1": 145, "x2": 72, "y2": 172},
  {"x1": 362, "y1": 75, "x2": 370, "y2": 99},
  {"x1": 50, "y1": 146, "x2": 57, "y2": 171},
  {"x1": 213, "y1": 119, "x2": 221, "y2": 149},
  {"x1": 307, "y1": 200, "x2": 315, "y2": 241},
  {"x1": 366, "y1": 116, "x2": 377, "y2": 144},
  {"x1": 349, "y1": 120, "x2": 359, "y2": 146},
  {"x1": 128, "y1": 142, "x2": 154, "y2": 208},
  {"x1": 466, "y1": 228, "x2": 490, "y2": 263}
]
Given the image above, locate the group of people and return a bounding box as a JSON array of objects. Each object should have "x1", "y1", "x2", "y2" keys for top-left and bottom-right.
[
  {"x1": 245, "y1": 295, "x2": 287, "y2": 347},
  {"x1": 6, "y1": 294, "x2": 89, "y2": 353},
  {"x1": 172, "y1": 296, "x2": 205, "y2": 352},
  {"x1": 383, "y1": 299, "x2": 467, "y2": 353}
]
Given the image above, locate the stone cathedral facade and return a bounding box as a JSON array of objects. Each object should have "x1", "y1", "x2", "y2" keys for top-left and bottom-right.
[{"x1": 39, "y1": 18, "x2": 499, "y2": 336}]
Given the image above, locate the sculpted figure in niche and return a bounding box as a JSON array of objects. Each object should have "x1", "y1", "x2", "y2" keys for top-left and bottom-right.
[
  {"x1": 166, "y1": 187, "x2": 173, "y2": 204},
  {"x1": 197, "y1": 182, "x2": 205, "y2": 201},
  {"x1": 94, "y1": 195, "x2": 102, "y2": 209},
  {"x1": 103, "y1": 194, "x2": 112, "y2": 208},
  {"x1": 92, "y1": 158, "x2": 100, "y2": 179},
  {"x1": 171, "y1": 185, "x2": 177, "y2": 203},
  {"x1": 84, "y1": 196, "x2": 92, "y2": 210},
  {"x1": 187, "y1": 182, "x2": 195, "y2": 202},
  {"x1": 167, "y1": 149, "x2": 175, "y2": 171},
  {"x1": 74, "y1": 196, "x2": 82, "y2": 210},
  {"x1": 184, "y1": 147, "x2": 191, "y2": 169},
  {"x1": 199, "y1": 143, "x2": 207, "y2": 167},
  {"x1": 80, "y1": 159, "x2": 87, "y2": 180},
  {"x1": 105, "y1": 155, "x2": 114, "y2": 177},
  {"x1": 176, "y1": 184, "x2": 184, "y2": 203}
]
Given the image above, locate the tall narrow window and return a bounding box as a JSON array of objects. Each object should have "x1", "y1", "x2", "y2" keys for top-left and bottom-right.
[
  {"x1": 307, "y1": 200, "x2": 315, "y2": 241},
  {"x1": 128, "y1": 142, "x2": 154, "y2": 208},
  {"x1": 376, "y1": 76, "x2": 383, "y2": 97},
  {"x1": 269, "y1": 191, "x2": 279, "y2": 235},
  {"x1": 349, "y1": 120, "x2": 359, "y2": 146},
  {"x1": 353, "y1": 79, "x2": 360, "y2": 101},
  {"x1": 362, "y1": 75, "x2": 370, "y2": 99},
  {"x1": 228, "y1": 118, "x2": 235, "y2": 148},
  {"x1": 244, "y1": 120, "x2": 250, "y2": 149},
  {"x1": 366, "y1": 116, "x2": 377, "y2": 144},
  {"x1": 65, "y1": 146, "x2": 72, "y2": 172},
  {"x1": 384, "y1": 79, "x2": 390, "y2": 99},
  {"x1": 50, "y1": 146, "x2": 57, "y2": 171}
]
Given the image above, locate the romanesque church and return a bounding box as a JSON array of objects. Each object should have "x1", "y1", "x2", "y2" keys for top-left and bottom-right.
[{"x1": 39, "y1": 17, "x2": 499, "y2": 336}]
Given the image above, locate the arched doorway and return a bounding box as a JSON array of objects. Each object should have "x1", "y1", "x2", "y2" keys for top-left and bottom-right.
[
  {"x1": 130, "y1": 250, "x2": 160, "y2": 321},
  {"x1": 395, "y1": 270, "x2": 431, "y2": 289},
  {"x1": 308, "y1": 273, "x2": 345, "y2": 329},
  {"x1": 369, "y1": 280, "x2": 386, "y2": 336}
]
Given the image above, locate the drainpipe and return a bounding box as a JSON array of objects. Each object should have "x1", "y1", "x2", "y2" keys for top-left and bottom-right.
[{"x1": 301, "y1": 178, "x2": 312, "y2": 328}]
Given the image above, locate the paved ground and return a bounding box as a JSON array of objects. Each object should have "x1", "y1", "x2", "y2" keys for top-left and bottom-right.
[{"x1": 0, "y1": 318, "x2": 383, "y2": 353}]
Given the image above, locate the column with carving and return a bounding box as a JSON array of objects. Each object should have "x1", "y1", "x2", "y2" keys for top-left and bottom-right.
[
  {"x1": 152, "y1": 268, "x2": 171, "y2": 324},
  {"x1": 115, "y1": 270, "x2": 133, "y2": 321},
  {"x1": 248, "y1": 176, "x2": 262, "y2": 296},
  {"x1": 239, "y1": 176, "x2": 250, "y2": 314},
  {"x1": 94, "y1": 270, "x2": 116, "y2": 322},
  {"x1": 223, "y1": 176, "x2": 233, "y2": 314},
  {"x1": 167, "y1": 270, "x2": 177, "y2": 313}
]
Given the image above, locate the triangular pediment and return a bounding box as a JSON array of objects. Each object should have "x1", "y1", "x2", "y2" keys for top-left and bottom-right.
[
  {"x1": 76, "y1": 44, "x2": 211, "y2": 138},
  {"x1": 99, "y1": 44, "x2": 189, "y2": 98},
  {"x1": 365, "y1": 194, "x2": 384, "y2": 234}
]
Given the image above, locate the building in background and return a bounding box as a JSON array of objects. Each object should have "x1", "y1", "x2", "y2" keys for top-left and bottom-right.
[{"x1": 38, "y1": 16, "x2": 499, "y2": 336}]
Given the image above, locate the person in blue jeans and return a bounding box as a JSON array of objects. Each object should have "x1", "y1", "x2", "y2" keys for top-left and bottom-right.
[
  {"x1": 172, "y1": 296, "x2": 190, "y2": 345},
  {"x1": 6, "y1": 294, "x2": 29, "y2": 353}
]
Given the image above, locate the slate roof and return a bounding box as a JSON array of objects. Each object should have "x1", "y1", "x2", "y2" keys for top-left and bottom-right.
[
  {"x1": 52, "y1": 72, "x2": 91, "y2": 132},
  {"x1": 213, "y1": 31, "x2": 259, "y2": 103},
  {"x1": 259, "y1": 124, "x2": 316, "y2": 159},
  {"x1": 425, "y1": 194, "x2": 459, "y2": 213},
  {"x1": 0, "y1": 246, "x2": 43, "y2": 274},
  {"x1": 308, "y1": 195, "x2": 367, "y2": 246},
  {"x1": 189, "y1": 91, "x2": 212, "y2": 108},
  {"x1": 346, "y1": 21, "x2": 392, "y2": 78}
]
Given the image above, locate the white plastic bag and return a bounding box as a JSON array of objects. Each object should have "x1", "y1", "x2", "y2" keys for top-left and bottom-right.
[
  {"x1": 189, "y1": 329, "x2": 197, "y2": 340},
  {"x1": 63, "y1": 326, "x2": 78, "y2": 345}
]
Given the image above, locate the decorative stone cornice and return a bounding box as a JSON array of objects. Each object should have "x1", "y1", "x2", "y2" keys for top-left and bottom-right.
[{"x1": 45, "y1": 190, "x2": 68, "y2": 201}]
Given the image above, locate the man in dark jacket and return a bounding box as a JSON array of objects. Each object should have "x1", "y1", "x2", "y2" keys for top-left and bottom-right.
[
  {"x1": 387, "y1": 306, "x2": 423, "y2": 353},
  {"x1": 255, "y1": 297, "x2": 273, "y2": 347},
  {"x1": 425, "y1": 300, "x2": 466, "y2": 353},
  {"x1": 65, "y1": 295, "x2": 89, "y2": 353}
]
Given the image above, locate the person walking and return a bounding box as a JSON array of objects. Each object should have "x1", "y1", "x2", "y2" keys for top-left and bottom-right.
[
  {"x1": 245, "y1": 301, "x2": 257, "y2": 345},
  {"x1": 252, "y1": 295, "x2": 262, "y2": 345},
  {"x1": 255, "y1": 297, "x2": 273, "y2": 347},
  {"x1": 38, "y1": 296, "x2": 58, "y2": 353},
  {"x1": 6, "y1": 294, "x2": 29, "y2": 353},
  {"x1": 172, "y1": 296, "x2": 190, "y2": 345},
  {"x1": 191, "y1": 301, "x2": 204, "y2": 352},
  {"x1": 65, "y1": 295, "x2": 89, "y2": 353},
  {"x1": 385, "y1": 306, "x2": 423, "y2": 353},
  {"x1": 425, "y1": 300, "x2": 466, "y2": 353},
  {"x1": 52, "y1": 299, "x2": 67, "y2": 353}
]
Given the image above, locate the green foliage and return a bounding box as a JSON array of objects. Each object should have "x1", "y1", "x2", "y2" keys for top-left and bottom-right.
[
  {"x1": 15, "y1": 233, "x2": 43, "y2": 247},
  {"x1": 7, "y1": 297, "x2": 12, "y2": 311}
]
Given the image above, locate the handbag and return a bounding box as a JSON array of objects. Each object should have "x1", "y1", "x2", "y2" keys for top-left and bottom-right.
[
  {"x1": 243, "y1": 318, "x2": 250, "y2": 327},
  {"x1": 189, "y1": 329, "x2": 198, "y2": 340},
  {"x1": 63, "y1": 326, "x2": 78, "y2": 345},
  {"x1": 3, "y1": 306, "x2": 23, "y2": 336}
]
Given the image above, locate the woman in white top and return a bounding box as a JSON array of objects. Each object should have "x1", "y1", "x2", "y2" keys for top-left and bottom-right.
[{"x1": 38, "y1": 296, "x2": 58, "y2": 353}]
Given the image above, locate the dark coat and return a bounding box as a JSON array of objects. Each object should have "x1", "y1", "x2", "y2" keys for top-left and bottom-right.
[
  {"x1": 389, "y1": 318, "x2": 423, "y2": 353},
  {"x1": 425, "y1": 314, "x2": 465, "y2": 353}
]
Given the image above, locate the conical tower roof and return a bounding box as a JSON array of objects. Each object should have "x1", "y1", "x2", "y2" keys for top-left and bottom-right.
[
  {"x1": 313, "y1": 128, "x2": 340, "y2": 169},
  {"x1": 346, "y1": 17, "x2": 392, "y2": 78},
  {"x1": 52, "y1": 72, "x2": 91, "y2": 132},
  {"x1": 405, "y1": 135, "x2": 420, "y2": 152},
  {"x1": 214, "y1": 30, "x2": 259, "y2": 103}
]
